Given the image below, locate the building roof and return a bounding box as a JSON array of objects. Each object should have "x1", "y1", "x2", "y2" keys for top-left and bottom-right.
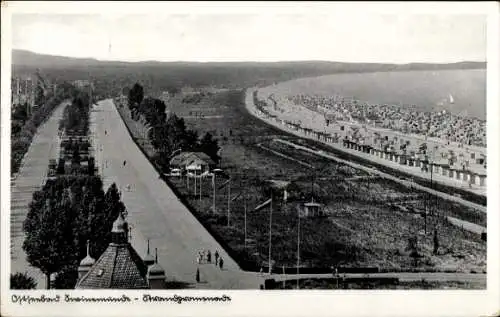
[
  {"x1": 170, "y1": 152, "x2": 215, "y2": 167},
  {"x1": 75, "y1": 243, "x2": 149, "y2": 289},
  {"x1": 75, "y1": 213, "x2": 149, "y2": 289}
]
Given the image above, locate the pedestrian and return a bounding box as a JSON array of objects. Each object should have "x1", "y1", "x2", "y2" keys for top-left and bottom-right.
[
  {"x1": 335, "y1": 267, "x2": 338, "y2": 278},
  {"x1": 105, "y1": 130, "x2": 107, "y2": 135},
  {"x1": 207, "y1": 250, "x2": 211, "y2": 263},
  {"x1": 214, "y1": 250, "x2": 219, "y2": 265},
  {"x1": 196, "y1": 268, "x2": 200, "y2": 283},
  {"x1": 219, "y1": 257, "x2": 224, "y2": 270},
  {"x1": 123, "y1": 160, "x2": 127, "y2": 167}
]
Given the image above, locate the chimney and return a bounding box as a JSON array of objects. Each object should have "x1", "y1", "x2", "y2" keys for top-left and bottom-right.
[{"x1": 147, "y1": 248, "x2": 166, "y2": 289}]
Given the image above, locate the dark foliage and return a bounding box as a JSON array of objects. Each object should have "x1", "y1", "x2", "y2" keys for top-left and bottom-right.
[
  {"x1": 23, "y1": 176, "x2": 125, "y2": 288},
  {"x1": 10, "y1": 272, "x2": 37, "y2": 289}
]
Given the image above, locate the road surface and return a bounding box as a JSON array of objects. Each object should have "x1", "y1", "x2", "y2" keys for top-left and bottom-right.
[
  {"x1": 10, "y1": 101, "x2": 68, "y2": 289},
  {"x1": 89, "y1": 100, "x2": 261, "y2": 289},
  {"x1": 272, "y1": 272, "x2": 486, "y2": 287}
]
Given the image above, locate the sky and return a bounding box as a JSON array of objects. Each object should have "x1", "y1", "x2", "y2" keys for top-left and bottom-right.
[{"x1": 11, "y1": 13, "x2": 487, "y2": 64}]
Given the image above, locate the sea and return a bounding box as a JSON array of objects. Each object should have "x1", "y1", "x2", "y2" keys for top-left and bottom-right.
[{"x1": 260, "y1": 69, "x2": 486, "y2": 120}]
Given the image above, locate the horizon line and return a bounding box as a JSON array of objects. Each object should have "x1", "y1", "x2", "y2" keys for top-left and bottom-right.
[{"x1": 12, "y1": 49, "x2": 487, "y2": 66}]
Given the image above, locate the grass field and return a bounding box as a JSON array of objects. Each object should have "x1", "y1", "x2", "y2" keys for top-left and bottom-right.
[{"x1": 161, "y1": 89, "x2": 486, "y2": 274}]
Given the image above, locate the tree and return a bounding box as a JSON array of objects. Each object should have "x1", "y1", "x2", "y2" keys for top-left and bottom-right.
[
  {"x1": 406, "y1": 236, "x2": 421, "y2": 267},
  {"x1": 52, "y1": 265, "x2": 79, "y2": 289},
  {"x1": 85, "y1": 183, "x2": 126, "y2": 256},
  {"x1": 433, "y1": 229, "x2": 440, "y2": 255},
  {"x1": 23, "y1": 194, "x2": 77, "y2": 289},
  {"x1": 199, "y1": 132, "x2": 220, "y2": 162},
  {"x1": 72, "y1": 145, "x2": 81, "y2": 165},
  {"x1": 35, "y1": 85, "x2": 45, "y2": 106},
  {"x1": 183, "y1": 129, "x2": 199, "y2": 152},
  {"x1": 10, "y1": 272, "x2": 37, "y2": 289},
  {"x1": 128, "y1": 83, "x2": 144, "y2": 110},
  {"x1": 12, "y1": 104, "x2": 28, "y2": 122}
]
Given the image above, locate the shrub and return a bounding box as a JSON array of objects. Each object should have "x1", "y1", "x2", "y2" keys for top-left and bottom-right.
[{"x1": 10, "y1": 272, "x2": 37, "y2": 289}]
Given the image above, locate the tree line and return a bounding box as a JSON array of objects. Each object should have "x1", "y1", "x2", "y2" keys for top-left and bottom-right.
[
  {"x1": 18, "y1": 83, "x2": 128, "y2": 289},
  {"x1": 127, "y1": 83, "x2": 220, "y2": 171},
  {"x1": 22, "y1": 177, "x2": 126, "y2": 289},
  {"x1": 11, "y1": 82, "x2": 77, "y2": 175},
  {"x1": 59, "y1": 91, "x2": 91, "y2": 135}
]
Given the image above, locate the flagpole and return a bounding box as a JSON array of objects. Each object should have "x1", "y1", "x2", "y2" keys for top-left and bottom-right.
[
  {"x1": 268, "y1": 191, "x2": 273, "y2": 274},
  {"x1": 212, "y1": 173, "x2": 216, "y2": 214},
  {"x1": 297, "y1": 206, "x2": 300, "y2": 289},
  {"x1": 227, "y1": 179, "x2": 231, "y2": 226},
  {"x1": 244, "y1": 195, "x2": 247, "y2": 249},
  {"x1": 194, "y1": 172, "x2": 197, "y2": 196}
]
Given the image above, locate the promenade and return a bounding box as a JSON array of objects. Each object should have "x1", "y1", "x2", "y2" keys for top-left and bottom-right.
[
  {"x1": 89, "y1": 99, "x2": 261, "y2": 289},
  {"x1": 10, "y1": 101, "x2": 68, "y2": 289}
]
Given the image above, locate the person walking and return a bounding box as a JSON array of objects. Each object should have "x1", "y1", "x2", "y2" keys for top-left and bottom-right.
[
  {"x1": 196, "y1": 267, "x2": 200, "y2": 283},
  {"x1": 207, "y1": 250, "x2": 211, "y2": 263},
  {"x1": 214, "y1": 251, "x2": 219, "y2": 265},
  {"x1": 219, "y1": 257, "x2": 224, "y2": 270}
]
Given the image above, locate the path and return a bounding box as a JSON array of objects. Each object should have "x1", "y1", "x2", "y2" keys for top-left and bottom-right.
[
  {"x1": 89, "y1": 100, "x2": 262, "y2": 289},
  {"x1": 10, "y1": 101, "x2": 68, "y2": 289},
  {"x1": 271, "y1": 272, "x2": 486, "y2": 286}
]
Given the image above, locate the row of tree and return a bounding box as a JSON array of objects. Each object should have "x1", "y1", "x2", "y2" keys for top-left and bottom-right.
[
  {"x1": 126, "y1": 83, "x2": 220, "y2": 170},
  {"x1": 11, "y1": 82, "x2": 77, "y2": 175},
  {"x1": 19, "y1": 83, "x2": 124, "y2": 289},
  {"x1": 59, "y1": 91, "x2": 91, "y2": 135},
  {"x1": 23, "y1": 176, "x2": 126, "y2": 289}
]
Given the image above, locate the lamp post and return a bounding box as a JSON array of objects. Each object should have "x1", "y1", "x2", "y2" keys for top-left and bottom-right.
[
  {"x1": 297, "y1": 204, "x2": 300, "y2": 289},
  {"x1": 268, "y1": 190, "x2": 273, "y2": 274},
  {"x1": 227, "y1": 178, "x2": 231, "y2": 227}
]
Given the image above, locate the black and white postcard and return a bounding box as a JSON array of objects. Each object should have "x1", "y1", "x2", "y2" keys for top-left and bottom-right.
[{"x1": 1, "y1": 2, "x2": 499, "y2": 317}]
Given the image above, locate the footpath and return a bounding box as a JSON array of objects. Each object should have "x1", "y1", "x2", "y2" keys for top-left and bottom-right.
[{"x1": 10, "y1": 102, "x2": 68, "y2": 289}]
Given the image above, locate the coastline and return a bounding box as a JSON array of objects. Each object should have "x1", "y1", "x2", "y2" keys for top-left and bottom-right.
[{"x1": 244, "y1": 87, "x2": 487, "y2": 204}]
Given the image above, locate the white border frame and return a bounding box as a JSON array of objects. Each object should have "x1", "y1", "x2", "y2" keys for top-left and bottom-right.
[{"x1": 1, "y1": 2, "x2": 499, "y2": 317}]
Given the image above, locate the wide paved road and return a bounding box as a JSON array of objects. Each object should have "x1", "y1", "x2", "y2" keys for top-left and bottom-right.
[
  {"x1": 89, "y1": 100, "x2": 261, "y2": 289},
  {"x1": 10, "y1": 101, "x2": 68, "y2": 289}
]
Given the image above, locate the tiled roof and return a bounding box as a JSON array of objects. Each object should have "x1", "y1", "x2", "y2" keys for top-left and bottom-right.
[
  {"x1": 76, "y1": 243, "x2": 149, "y2": 289},
  {"x1": 170, "y1": 152, "x2": 215, "y2": 166}
]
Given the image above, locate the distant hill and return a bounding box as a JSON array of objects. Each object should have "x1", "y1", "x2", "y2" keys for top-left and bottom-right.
[
  {"x1": 11, "y1": 49, "x2": 487, "y2": 95},
  {"x1": 12, "y1": 49, "x2": 486, "y2": 70}
]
